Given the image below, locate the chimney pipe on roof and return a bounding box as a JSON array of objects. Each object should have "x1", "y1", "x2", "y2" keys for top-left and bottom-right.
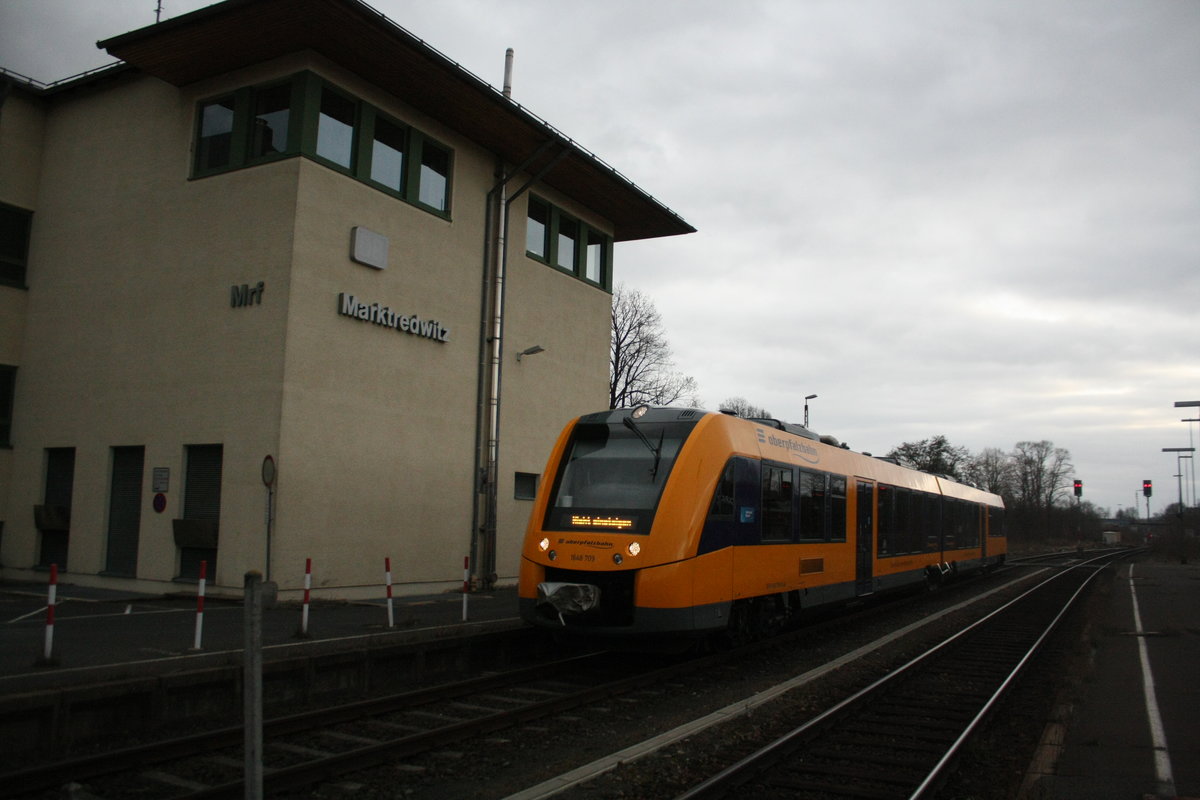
[{"x1": 503, "y1": 48, "x2": 514, "y2": 98}]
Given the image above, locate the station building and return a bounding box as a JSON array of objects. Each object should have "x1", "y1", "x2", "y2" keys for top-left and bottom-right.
[{"x1": 0, "y1": 0, "x2": 693, "y2": 598}]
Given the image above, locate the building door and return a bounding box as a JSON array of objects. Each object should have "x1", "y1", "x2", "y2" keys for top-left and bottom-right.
[
  {"x1": 855, "y1": 480, "x2": 874, "y2": 596},
  {"x1": 180, "y1": 444, "x2": 222, "y2": 579},
  {"x1": 105, "y1": 446, "x2": 144, "y2": 576},
  {"x1": 37, "y1": 448, "x2": 75, "y2": 569}
]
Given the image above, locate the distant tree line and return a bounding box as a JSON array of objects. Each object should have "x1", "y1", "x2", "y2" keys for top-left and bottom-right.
[
  {"x1": 881, "y1": 435, "x2": 1098, "y2": 543},
  {"x1": 607, "y1": 286, "x2": 1193, "y2": 551}
]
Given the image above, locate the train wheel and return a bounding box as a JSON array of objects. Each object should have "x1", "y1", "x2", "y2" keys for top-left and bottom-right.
[
  {"x1": 924, "y1": 565, "x2": 943, "y2": 591},
  {"x1": 723, "y1": 600, "x2": 755, "y2": 647}
]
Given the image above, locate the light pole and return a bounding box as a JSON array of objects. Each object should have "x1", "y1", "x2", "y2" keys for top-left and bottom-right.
[
  {"x1": 1162, "y1": 447, "x2": 1195, "y2": 518},
  {"x1": 1181, "y1": 415, "x2": 1199, "y2": 507},
  {"x1": 804, "y1": 394, "x2": 817, "y2": 428},
  {"x1": 1174, "y1": 401, "x2": 1199, "y2": 506}
]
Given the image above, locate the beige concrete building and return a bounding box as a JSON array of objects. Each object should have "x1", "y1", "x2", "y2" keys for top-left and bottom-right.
[{"x1": 0, "y1": 0, "x2": 692, "y2": 598}]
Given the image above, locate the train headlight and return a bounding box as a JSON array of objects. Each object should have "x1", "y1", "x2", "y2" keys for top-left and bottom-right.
[
  {"x1": 627, "y1": 541, "x2": 641, "y2": 557},
  {"x1": 538, "y1": 537, "x2": 550, "y2": 552}
]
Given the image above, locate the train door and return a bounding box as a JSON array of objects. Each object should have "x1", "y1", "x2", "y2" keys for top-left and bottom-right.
[{"x1": 855, "y1": 480, "x2": 874, "y2": 596}]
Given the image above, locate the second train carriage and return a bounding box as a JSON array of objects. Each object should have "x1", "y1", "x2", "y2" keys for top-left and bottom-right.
[{"x1": 518, "y1": 405, "x2": 1006, "y2": 639}]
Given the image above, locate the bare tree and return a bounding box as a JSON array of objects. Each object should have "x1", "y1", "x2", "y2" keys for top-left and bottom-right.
[
  {"x1": 963, "y1": 446, "x2": 1017, "y2": 496},
  {"x1": 719, "y1": 397, "x2": 772, "y2": 418},
  {"x1": 1012, "y1": 440, "x2": 1074, "y2": 510},
  {"x1": 609, "y1": 285, "x2": 699, "y2": 409}
]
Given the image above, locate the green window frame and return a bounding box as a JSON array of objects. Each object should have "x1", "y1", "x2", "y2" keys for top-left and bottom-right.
[
  {"x1": 313, "y1": 82, "x2": 358, "y2": 170},
  {"x1": 366, "y1": 111, "x2": 408, "y2": 196},
  {"x1": 526, "y1": 196, "x2": 549, "y2": 258},
  {"x1": 192, "y1": 73, "x2": 452, "y2": 218},
  {"x1": 0, "y1": 202, "x2": 33, "y2": 289},
  {"x1": 525, "y1": 195, "x2": 612, "y2": 289},
  {"x1": 414, "y1": 134, "x2": 451, "y2": 214}
]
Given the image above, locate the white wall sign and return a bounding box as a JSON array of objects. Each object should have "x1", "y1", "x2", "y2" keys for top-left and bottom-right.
[{"x1": 351, "y1": 227, "x2": 388, "y2": 270}]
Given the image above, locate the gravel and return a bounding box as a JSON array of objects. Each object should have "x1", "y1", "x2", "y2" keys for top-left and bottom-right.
[{"x1": 293, "y1": 565, "x2": 1105, "y2": 800}]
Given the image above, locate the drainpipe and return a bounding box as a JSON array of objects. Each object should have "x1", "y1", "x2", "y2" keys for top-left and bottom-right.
[{"x1": 470, "y1": 49, "x2": 569, "y2": 589}]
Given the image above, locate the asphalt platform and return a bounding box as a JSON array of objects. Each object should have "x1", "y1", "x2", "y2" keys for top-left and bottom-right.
[
  {"x1": 0, "y1": 577, "x2": 522, "y2": 681},
  {"x1": 1025, "y1": 557, "x2": 1199, "y2": 800}
]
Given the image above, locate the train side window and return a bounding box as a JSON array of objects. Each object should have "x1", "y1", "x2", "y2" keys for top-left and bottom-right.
[
  {"x1": 894, "y1": 487, "x2": 911, "y2": 553},
  {"x1": 988, "y1": 506, "x2": 1005, "y2": 538},
  {"x1": 797, "y1": 469, "x2": 825, "y2": 541},
  {"x1": 943, "y1": 498, "x2": 959, "y2": 550},
  {"x1": 829, "y1": 476, "x2": 847, "y2": 541},
  {"x1": 708, "y1": 459, "x2": 736, "y2": 520},
  {"x1": 761, "y1": 463, "x2": 794, "y2": 543},
  {"x1": 877, "y1": 484, "x2": 895, "y2": 556},
  {"x1": 921, "y1": 491, "x2": 940, "y2": 554}
]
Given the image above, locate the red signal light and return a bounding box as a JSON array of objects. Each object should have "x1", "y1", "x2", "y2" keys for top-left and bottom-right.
[{"x1": 1143, "y1": 479, "x2": 1153, "y2": 498}]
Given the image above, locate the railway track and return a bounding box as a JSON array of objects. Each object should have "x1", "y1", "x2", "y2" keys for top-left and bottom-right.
[
  {"x1": 670, "y1": 553, "x2": 1120, "y2": 800},
  {"x1": 4, "y1": 562, "x2": 1093, "y2": 800},
  {"x1": 2, "y1": 650, "x2": 628, "y2": 799}
]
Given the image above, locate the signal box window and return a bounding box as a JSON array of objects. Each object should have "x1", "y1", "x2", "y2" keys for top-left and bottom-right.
[
  {"x1": 250, "y1": 83, "x2": 292, "y2": 158},
  {"x1": 585, "y1": 230, "x2": 607, "y2": 285},
  {"x1": 195, "y1": 96, "x2": 236, "y2": 173},
  {"x1": 556, "y1": 215, "x2": 578, "y2": 272},
  {"x1": 525, "y1": 195, "x2": 612, "y2": 290},
  {"x1": 316, "y1": 86, "x2": 357, "y2": 168},
  {"x1": 526, "y1": 198, "x2": 549, "y2": 258},
  {"x1": 417, "y1": 139, "x2": 451, "y2": 212},
  {"x1": 370, "y1": 116, "x2": 406, "y2": 193}
]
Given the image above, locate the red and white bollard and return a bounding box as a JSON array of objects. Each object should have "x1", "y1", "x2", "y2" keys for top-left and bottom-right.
[
  {"x1": 384, "y1": 557, "x2": 395, "y2": 629},
  {"x1": 42, "y1": 564, "x2": 58, "y2": 663},
  {"x1": 462, "y1": 556, "x2": 470, "y2": 622},
  {"x1": 300, "y1": 558, "x2": 312, "y2": 636},
  {"x1": 191, "y1": 560, "x2": 207, "y2": 651}
]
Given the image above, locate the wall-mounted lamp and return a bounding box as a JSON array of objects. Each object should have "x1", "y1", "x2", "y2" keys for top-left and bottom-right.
[{"x1": 516, "y1": 345, "x2": 545, "y2": 361}]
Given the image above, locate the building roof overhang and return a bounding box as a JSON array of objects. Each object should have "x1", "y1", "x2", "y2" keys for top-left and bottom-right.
[{"x1": 97, "y1": 0, "x2": 695, "y2": 242}]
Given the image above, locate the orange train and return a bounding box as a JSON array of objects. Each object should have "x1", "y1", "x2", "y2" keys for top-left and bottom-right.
[{"x1": 518, "y1": 405, "x2": 1005, "y2": 640}]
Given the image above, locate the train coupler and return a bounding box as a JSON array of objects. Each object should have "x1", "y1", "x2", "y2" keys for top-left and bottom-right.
[{"x1": 537, "y1": 582, "x2": 601, "y2": 626}]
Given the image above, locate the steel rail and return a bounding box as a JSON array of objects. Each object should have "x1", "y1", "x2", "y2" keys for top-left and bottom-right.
[
  {"x1": 674, "y1": 552, "x2": 1122, "y2": 800},
  {"x1": 0, "y1": 651, "x2": 606, "y2": 798}
]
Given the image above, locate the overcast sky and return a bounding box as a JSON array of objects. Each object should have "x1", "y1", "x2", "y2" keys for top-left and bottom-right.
[{"x1": 2, "y1": 0, "x2": 1198, "y2": 517}]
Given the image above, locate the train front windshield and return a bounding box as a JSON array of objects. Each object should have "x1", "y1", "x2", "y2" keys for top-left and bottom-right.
[{"x1": 544, "y1": 419, "x2": 696, "y2": 535}]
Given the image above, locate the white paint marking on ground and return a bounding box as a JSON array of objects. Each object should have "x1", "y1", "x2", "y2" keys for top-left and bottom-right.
[{"x1": 1128, "y1": 563, "x2": 1175, "y2": 798}]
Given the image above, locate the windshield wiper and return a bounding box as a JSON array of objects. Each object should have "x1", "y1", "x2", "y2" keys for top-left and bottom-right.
[{"x1": 622, "y1": 416, "x2": 663, "y2": 479}]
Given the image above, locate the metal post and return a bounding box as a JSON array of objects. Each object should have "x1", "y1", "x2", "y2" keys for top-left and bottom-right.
[
  {"x1": 299, "y1": 558, "x2": 312, "y2": 637},
  {"x1": 462, "y1": 556, "x2": 470, "y2": 622},
  {"x1": 244, "y1": 571, "x2": 264, "y2": 800},
  {"x1": 41, "y1": 564, "x2": 58, "y2": 665},
  {"x1": 385, "y1": 557, "x2": 395, "y2": 629},
  {"x1": 192, "y1": 560, "x2": 207, "y2": 651}
]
